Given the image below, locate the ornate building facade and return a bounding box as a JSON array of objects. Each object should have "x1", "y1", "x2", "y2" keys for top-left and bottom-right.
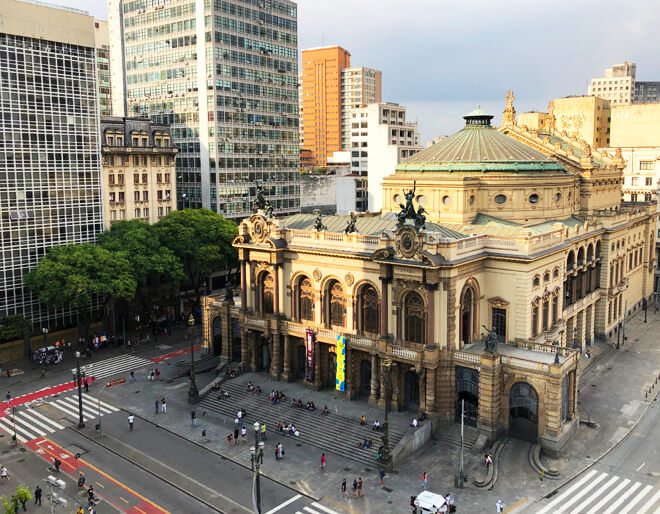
[{"x1": 202, "y1": 97, "x2": 657, "y2": 454}]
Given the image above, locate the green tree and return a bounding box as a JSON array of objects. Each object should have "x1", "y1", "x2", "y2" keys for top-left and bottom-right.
[
  {"x1": 1, "y1": 485, "x2": 31, "y2": 514},
  {"x1": 0, "y1": 316, "x2": 31, "y2": 344},
  {"x1": 154, "y1": 209, "x2": 237, "y2": 310},
  {"x1": 97, "y1": 219, "x2": 184, "y2": 327},
  {"x1": 24, "y1": 243, "x2": 136, "y2": 337}
]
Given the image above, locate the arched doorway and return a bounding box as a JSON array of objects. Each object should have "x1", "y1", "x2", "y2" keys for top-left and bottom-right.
[
  {"x1": 212, "y1": 317, "x2": 222, "y2": 356},
  {"x1": 455, "y1": 366, "x2": 479, "y2": 426},
  {"x1": 460, "y1": 285, "x2": 477, "y2": 345},
  {"x1": 297, "y1": 345, "x2": 306, "y2": 380},
  {"x1": 404, "y1": 370, "x2": 419, "y2": 410},
  {"x1": 509, "y1": 382, "x2": 539, "y2": 441},
  {"x1": 359, "y1": 359, "x2": 372, "y2": 397}
]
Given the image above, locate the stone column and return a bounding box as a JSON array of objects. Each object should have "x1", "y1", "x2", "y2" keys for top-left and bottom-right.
[
  {"x1": 273, "y1": 264, "x2": 280, "y2": 316},
  {"x1": 436, "y1": 350, "x2": 454, "y2": 419},
  {"x1": 345, "y1": 348, "x2": 355, "y2": 400},
  {"x1": 369, "y1": 353, "x2": 379, "y2": 407},
  {"x1": 418, "y1": 368, "x2": 427, "y2": 414},
  {"x1": 379, "y1": 277, "x2": 391, "y2": 338},
  {"x1": 425, "y1": 283, "x2": 437, "y2": 346},
  {"x1": 249, "y1": 331, "x2": 258, "y2": 371},
  {"x1": 240, "y1": 261, "x2": 247, "y2": 311},
  {"x1": 426, "y1": 367, "x2": 437, "y2": 415},
  {"x1": 241, "y1": 329, "x2": 249, "y2": 367},
  {"x1": 270, "y1": 334, "x2": 282, "y2": 378},
  {"x1": 395, "y1": 305, "x2": 402, "y2": 343},
  {"x1": 478, "y1": 352, "x2": 503, "y2": 442},
  {"x1": 589, "y1": 304, "x2": 596, "y2": 345},
  {"x1": 577, "y1": 309, "x2": 585, "y2": 352},
  {"x1": 313, "y1": 340, "x2": 322, "y2": 390},
  {"x1": 281, "y1": 334, "x2": 291, "y2": 382}
]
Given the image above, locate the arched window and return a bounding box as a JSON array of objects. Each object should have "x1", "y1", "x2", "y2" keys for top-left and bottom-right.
[
  {"x1": 404, "y1": 292, "x2": 425, "y2": 345},
  {"x1": 328, "y1": 281, "x2": 345, "y2": 327},
  {"x1": 359, "y1": 285, "x2": 380, "y2": 334},
  {"x1": 567, "y1": 251, "x2": 575, "y2": 271},
  {"x1": 587, "y1": 244, "x2": 593, "y2": 262},
  {"x1": 460, "y1": 284, "x2": 477, "y2": 345},
  {"x1": 595, "y1": 241, "x2": 601, "y2": 258},
  {"x1": 260, "y1": 273, "x2": 274, "y2": 315},
  {"x1": 532, "y1": 276, "x2": 540, "y2": 288},
  {"x1": 299, "y1": 278, "x2": 314, "y2": 321},
  {"x1": 577, "y1": 247, "x2": 585, "y2": 266}
]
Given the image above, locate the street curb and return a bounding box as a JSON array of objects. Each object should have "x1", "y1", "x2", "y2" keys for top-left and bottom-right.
[
  {"x1": 69, "y1": 424, "x2": 249, "y2": 514},
  {"x1": 537, "y1": 335, "x2": 660, "y2": 502},
  {"x1": 127, "y1": 410, "x2": 323, "y2": 503}
]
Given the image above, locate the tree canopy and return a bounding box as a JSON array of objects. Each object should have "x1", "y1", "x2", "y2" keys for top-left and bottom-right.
[
  {"x1": 154, "y1": 208, "x2": 237, "y2": 307},
  {"x1": 0, "y1": 316, "x2": 31, "y2": 344},
  {"x1": 24, "y1": 243, "x2": 136, "y2": 314}
]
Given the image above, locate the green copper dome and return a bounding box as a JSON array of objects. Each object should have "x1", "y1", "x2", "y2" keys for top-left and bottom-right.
[{"x1": 396, "y1": 108, "x2": 565, "y2": 173}]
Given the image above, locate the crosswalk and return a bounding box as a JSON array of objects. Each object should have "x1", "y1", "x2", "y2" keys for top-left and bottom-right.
[
  {"x1": 264, "y1": 494, "x2": 340, "y2": 514},
  {"x1": 536, "y1": 469, "x2": 660, "y2": 514},
  {"x1": 71, "y1": 354, "x2": 152, "y2": 380},
  {"x1": 0, "y1": 395, "x2": 119, "y2": 443}
]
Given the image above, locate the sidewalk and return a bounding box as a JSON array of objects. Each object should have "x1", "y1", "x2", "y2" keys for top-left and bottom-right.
[{"x1": 95, "y1": 307, "x2": 660, "y2": 513}]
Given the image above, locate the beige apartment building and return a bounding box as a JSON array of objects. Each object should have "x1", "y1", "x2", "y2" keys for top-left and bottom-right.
[
  {"x1": 341, "y1": 66, "x2": 382, "y2": 150},
  {"x1": 100, "y1": 117, "x2": 177, "y2": 229},
  {"x1": 588, "y1": 62, "x2": 660, "y2": 105}
]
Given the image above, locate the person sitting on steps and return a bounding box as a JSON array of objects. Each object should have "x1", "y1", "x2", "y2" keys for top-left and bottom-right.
[
  {"x1": 322, "y1": 405, "x2": 329, "y2": 415},
  {"x1": 360, "y1": 415, "x2": 367, "y2": 425}
]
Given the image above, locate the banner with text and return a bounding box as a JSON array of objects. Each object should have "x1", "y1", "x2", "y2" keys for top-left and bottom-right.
[
  {"x1": 336, "y1": 335, "x2": 346, "y2": 391},
  {"x1": 305, "y1": 329, "x2": 315, "y2": 382}
]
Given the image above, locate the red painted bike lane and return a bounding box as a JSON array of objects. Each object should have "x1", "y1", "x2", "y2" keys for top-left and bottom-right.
[
  {"x1": 26, "y1": 437, "x2": 169, "y2": 513},
  {"x1": 150, "y1": 344, "x2": 201, "y2": 363}
]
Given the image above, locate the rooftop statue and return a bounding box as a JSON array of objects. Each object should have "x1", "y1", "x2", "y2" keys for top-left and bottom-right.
[
  {"x1": 252, "y1": 182, "x2": 266, "y2": 213},
  {"x1": 344, "y1": 212, "x2": 358, "y2": 234},
  {"x1": 312, "y1": 209, "x2": 326, "y2": 231},
  {"x1": 396, "y1": 181, "x2": 426, "y2": 229},
  {"x1": 482, "y1": 325, "x2": 498, "y2": 354}
]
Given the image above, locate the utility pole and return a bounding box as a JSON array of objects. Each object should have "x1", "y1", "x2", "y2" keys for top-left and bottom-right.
[
  {"x1": 251, "y1": 421, "x2": 264, "y2": 513},
  {"x1": 459, "y1": 399, "x2": 464, "y2": 488}
]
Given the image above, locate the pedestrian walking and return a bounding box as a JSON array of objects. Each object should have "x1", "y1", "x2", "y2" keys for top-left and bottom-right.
[
  {"x1": 161, "y1": 398, "x2": 167, "y2": 413},
  {"x1": 236, "y1": 409, "x2": 242, "y2": 423},
  {"x1": 227, "y1": 434, "x2": 233, "y2": 446},
  {"x1": 155, "y1": 399, "x2": 159, "y2": 415},
  {"x1": 191, "y1": 411, "x2": 197, "y2": 426},
  {"x1": 129, "y1": 371, "x2": 135, "y2": 383},
  {"x1": 496, "y1": 499, "x2": 504, "y2": 513},
  {"x1": 421, "y1": 471, "x2": 428, "y2": 489},
  {"x1": 358, "y1": 477, "x2": 363, "y2": 497},
  {"x1": 40, "y1": 367, "x2": 46, "y2": 380},
  {"x1": 241, "y1": 425, "x2": 247, "y2": 441},
  {"x1": 274, "y1": 443, "x2": 280, "y2": 460},
  {"x1": 1, "y1": 466, "x2": 8, "y2": 480},
  {"x1": 127, "y1": 414, "x2": 134, "y2": 431},
  {"x1": 233, "y1": 427, "x2": 239, "y2": 445},
  {"x1": 53, "y1": 458, "x2": 61, "y2": 473},
  {"x1": 84, "y1": 379, "x2": 89, "y2": 393},
  {"x1": 260, "y1": 422, "x2": 266, "y2": 441},
  {"x1": 320, "y1": 453, "x2": 326, "y2": 472},
  {"x1": 352, "y1": 479, "x2": 358, "y2": 498},
  {"x1": 5, "y1": 392, "x2": 10, "y2": 405},
  {"x1": 379, "y1": 468, "x2": 385, "y2": 486},
  {"x1": 277, "y1": 442, "x2": 283, "y2": 460},
  {"x1": 34, "y1": 485, "x2": 42, "y2": 505},
  {"x1": 341, "y1": 478, "x2": 347, "y2": 499}
]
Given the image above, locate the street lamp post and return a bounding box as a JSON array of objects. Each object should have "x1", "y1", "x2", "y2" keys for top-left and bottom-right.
[
  {"x1": 187, "y1": 314, "x2": 199, "y2": 403},
  {"x1": 73, "y1": 351, "x2": 85, "y2": 428},
  {"x1": 380, "y1": 358, "x2": 393, "y2": 466},
  {"x1": 41, "y1": 327, "x2": 48, "y2": 348},
  {"x1": 250, "y1": 421, "x2": 264, "y2": 514}
]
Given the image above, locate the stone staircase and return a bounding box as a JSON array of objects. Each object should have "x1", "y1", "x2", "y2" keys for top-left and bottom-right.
[
  {"x1": 199, "y1": 380, "x2": 406, "y2": 468},
  {"x1": 433, "y1": 421, "x2": 480, "y2": 449}
]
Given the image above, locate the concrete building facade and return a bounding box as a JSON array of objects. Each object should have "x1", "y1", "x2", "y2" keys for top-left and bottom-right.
[
  {"x1": 588, "y1": 62, "x2": 660, "y2": 105},
  {"x1": 340, "y1": 66, "x2": 382, "y2": 151},
  {"x1": 350, "y1": 102, "x2": 421, "y2": 213},
  {"x1": 109, "y1": 0, "x2": 300, "y2": 218},
  {"x1": 100, "y1": 116, "x2": 178, "y2": 229},
  {"x1": 94, "y1": 19, "x2": 112, "y2": 116},
  {"x1": 0, "y1": 0, "x2": 104, "y2": 329}
]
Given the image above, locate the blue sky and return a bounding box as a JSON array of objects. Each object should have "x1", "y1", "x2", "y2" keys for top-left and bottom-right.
[{"x1": 54, "y1": 0, "x2": 660, "y2": 143}]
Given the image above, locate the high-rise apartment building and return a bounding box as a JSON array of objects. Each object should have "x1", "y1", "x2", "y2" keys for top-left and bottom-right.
[
  {"x1": 301, "y1": 46, "x2": 351, "y2": 167},
  {"x1": 350, "y1": 102, "x2": 421, "y2": 212},
  {"x1": 589, "y1": 62, "x2": 660, "y2": 105},
  {"x1": 340, "y1": 66, "x2": 381, "y2": 150},
  {"x1": 300, "y1": 46, "x2": 382, "y2": 166},
  {"x1": 109, "y1": 0, "x2": 300, "y2": 218},
  {"x1": 0, "y1": 0, "x2": 104, "y2": 328},
  {"x1": 100, "y1": 116, "x2": 178, "y2": 229},
  {"x1": 94, "y1": 20, "x2": 112, "y2": 116}
]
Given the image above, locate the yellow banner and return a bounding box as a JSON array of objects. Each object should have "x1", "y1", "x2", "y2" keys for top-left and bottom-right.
[{"x1": 336, "y1": 335, "x2": 346, "y2": 391}]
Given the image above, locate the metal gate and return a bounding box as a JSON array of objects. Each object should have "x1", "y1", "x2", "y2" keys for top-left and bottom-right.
[
  {"x1": 455, "y1": 366, "x2": 479, "y2": 426},
  {"x1": 509, "y1": 382, "x2": 539, "y2": 441}
]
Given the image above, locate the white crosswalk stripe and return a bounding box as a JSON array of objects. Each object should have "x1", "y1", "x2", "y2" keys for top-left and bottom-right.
[
  {"x1": 49, "y1": 394, "x2": 119, "y2": 423},
  {"x1": 309, "y1": 504, "x2": 338, "y2": 514},
  {"x1": 72, "y1": 354, "x2": 152, "y2": 380},
  {"x1": 0, "y1": 406, "x2": 67, "y2": 443},
  {"x1": 537, "y1": 470, "x2": 660, "y2": 514}
]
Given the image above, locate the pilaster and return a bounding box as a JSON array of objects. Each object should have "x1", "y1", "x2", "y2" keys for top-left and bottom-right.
[
  {"x1": 477, "y1": 351, "x2": 504, "y2": 441},
  {"x1": 280, "y1": 334, "x2": 292, "y2": 382}
]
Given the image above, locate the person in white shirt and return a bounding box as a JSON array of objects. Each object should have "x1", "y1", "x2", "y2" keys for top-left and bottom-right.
[
  {"x1": 496, "y1": 499, "x2": 504, "y2": 513},
  {"x1": 410, "y1": 418, "x2": 418, "y2": 428}
]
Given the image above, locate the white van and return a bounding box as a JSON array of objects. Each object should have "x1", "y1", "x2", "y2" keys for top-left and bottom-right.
[{"x1": 411, "y1": 491, "x2": 447, "y2": 513}]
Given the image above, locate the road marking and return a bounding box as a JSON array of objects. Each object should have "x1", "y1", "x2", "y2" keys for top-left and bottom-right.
[
  {"x1": 503, "y1": 497, "x2": 528, "y2": 513},
  {"x1": 585, "y1": 478, "x2": 629, "y2": 514},
  {"x1": 303, "y1": 507, "x2": 323, "y2": 514},
  {"x1": 536, "y1": 470, "x2": 598, "y2": 514},
  {"x1": 134, "y1": 508, "x2": 147, "y2": 514},
  {"x1": 637, "y1": 489, "x2": 660, "y2": 514},
  {"x1": 637, "y1": 462, "x2": 646, "y2": 471},
  {"x1": 554, "y1": 472, "x2": 608, "y2": 513},
  {"x1": 619, "y1": 484, "x2": 653, "y2": 514},
  {"x1": 571, "y1": 475, "x2": 619, "y2": 513},
  {"x1": 310, "y1": 503, "x2": 339, "y2": 514},
  {"x1": 263, "y1": 494, "x2": 301, "y2": 514},
  {"x1": 120, "y1": 496, "x2": 130, "y2": 504},
  {"x1": 24, "y1": 408, "x2": 65, "y2": 430},
  {"x1": 95, "y1": 481, "x2": 104, "y2": 488},
  {"x1": 602, "y1": 481, "x2": 641, "y2": 514}
]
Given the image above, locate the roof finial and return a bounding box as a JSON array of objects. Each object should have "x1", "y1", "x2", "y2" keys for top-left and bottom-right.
[{"x1": 502, "y1": 90, "x2": 516, "y2": 126}]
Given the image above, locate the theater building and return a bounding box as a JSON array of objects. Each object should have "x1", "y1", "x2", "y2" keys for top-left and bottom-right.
[{"x1": 202, "y1": 96, "x2": 657, "y2": 453}]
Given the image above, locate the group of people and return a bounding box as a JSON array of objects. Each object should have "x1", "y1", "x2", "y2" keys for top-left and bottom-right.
[
  {"x1": 275, "y1": 421, "x2": 299, "y2": 437},
  {"x1": 147, "y1": 368, "x2": 161, "y2": 381},
  {"x1": 245, "y1": 381, "x2": 262, "y2": 393},
  {"x1": 269, "y1": 390, "x2": 286, "y2": 404},
  {"x1": 341, "y1": 477, "x2": 364, "y2": 499},
  {"x1": 358, "y1": 439, "x2": 374, "y2": 449}
]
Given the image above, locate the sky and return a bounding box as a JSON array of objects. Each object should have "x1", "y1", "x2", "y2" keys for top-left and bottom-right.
[{"x1": 55, "y1": 0, "x2": 660, "y2": 144}]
